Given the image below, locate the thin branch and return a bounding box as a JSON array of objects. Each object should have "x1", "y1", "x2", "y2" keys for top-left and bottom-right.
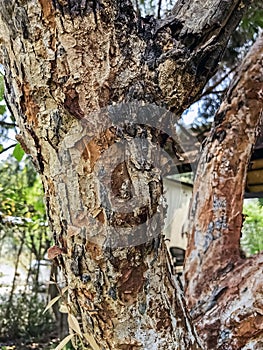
[
  {"x1": 157, "y1": 0, "x2": 162, "y2": 19},
  {"x1": 134, "y1": 0, "x2": 140, "y2": 16},
  {"x1": 0, "y1": 143, "x2": 16, "y2": 154},
  {"x1": 201, "y1": 90, "x2": 226, "y2": 97},
  {"x1": 199, "y1": 65, "x2": 238, "y2": 99},
  {"x1": 0, "y1": 121, "x2": 17, "y2": 128}
]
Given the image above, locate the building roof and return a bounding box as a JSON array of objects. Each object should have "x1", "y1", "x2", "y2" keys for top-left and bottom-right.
[
  {"x1": 246, "y1": 130, "x2": 263, "y2": 197},
  {"x1": 173, "y1": 124, "x2": 263, "y2": 198}
]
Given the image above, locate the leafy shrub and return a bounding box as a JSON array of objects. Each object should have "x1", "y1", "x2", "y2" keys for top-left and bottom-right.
[
  {"x1": 0, "y1": 292, "x2": 55, "y2": 340},
  {"x1": 241, "y1": 200, "x2": 263, "y2": 256}
]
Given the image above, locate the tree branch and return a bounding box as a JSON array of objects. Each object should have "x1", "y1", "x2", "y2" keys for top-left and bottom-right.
[
  {"x1": 157, "y1": 0, "x2": 162, "y2": 19},
  {"x1": 0, "y1": 143, "x2": 16, "y2": 154},
  {"x1": 150, "y1": 0, "x2": 252, "y2": 112},
  {"x1": 184, "y1": 32, "x2": 263, "y2": 349},
  {"x1": 0, "y1": 120, "x2": 17, "y2": 128},
  {"x1": 198, "y1": 65, "x2": 238, "y2": 100}
]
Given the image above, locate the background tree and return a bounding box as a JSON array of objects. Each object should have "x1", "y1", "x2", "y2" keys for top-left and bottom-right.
[
  {"x1": 0, "y1": 156, "x2": 54, "y2": 342},
  {"x1": 241, "y1": 200, "x2": 263, "y2": 256},
  {"x1": 0, "y1": 73, "x2": 71, "y2": 347}
]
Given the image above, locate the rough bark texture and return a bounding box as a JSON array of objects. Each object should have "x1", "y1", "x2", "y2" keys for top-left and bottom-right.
[
  {"x1": 0, "y1": 0, "x2": 254, "y2": 349},
  {"x1": 184, "y1": 33, "x2": 263, "y2": 349}
]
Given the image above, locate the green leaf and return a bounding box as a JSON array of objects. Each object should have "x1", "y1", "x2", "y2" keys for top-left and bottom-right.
[
  {"x1": 0, "y1": 105, "x2": 6, "y2": 115},
  {"x1": 0, "y1": 74, "x2": 4, "y2": 101},
  {"x1": 13, "y1": 143, "x2": 25, "y2": 162}
]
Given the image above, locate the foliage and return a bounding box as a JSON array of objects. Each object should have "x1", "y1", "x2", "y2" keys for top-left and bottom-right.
[
  {"x1": 0, "y1": 157, "x2": 50, "y2": 263},
  {"x1": 12, "y1": 143, "x2": 25, "y2": 162},
  {"x1": 0, "y1": 157, "x2": 53, "y2": 343},
  {"x1": 0, "y1": 293, "x2": 54, "y2": 340},
  {"x1": 241, "y1": 200, "x2": 263, "y2": 256},
  {"x1": 223, "y1": 1, "x2": 263, "y2": 67},
  {"x1": 183, "y1": 1, "x2": 263, "y2": 133}
]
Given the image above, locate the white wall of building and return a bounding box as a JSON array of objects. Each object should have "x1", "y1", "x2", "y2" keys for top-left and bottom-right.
[{"x1": 163, "y1": 178, "x2": 192, "y2": 250}]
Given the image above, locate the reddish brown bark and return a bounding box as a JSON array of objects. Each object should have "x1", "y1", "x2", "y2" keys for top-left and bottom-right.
[{"x1": 184, "y1": 32, "x2": 263, "y2": 349}]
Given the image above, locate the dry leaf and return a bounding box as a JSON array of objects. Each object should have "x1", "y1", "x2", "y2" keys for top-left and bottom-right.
[
  {"x1": 83, "y1": 333, "x2": 101, "y2": 350},
  {"x1": 59, "y1": 303, "x2": 69, "y2": 314},
  {"x1": 61, "y1": 286, "x2": 69, "y2": 295},
  {"x1": 54, "y1": 333, "x2": 75, "y2": 350},
  {"x1": 47, "y1": 245, "x2": 63, "y2": 260},
  {"x1": 43, "y1": 295, "x2": 61, "y2": 314},
  {"x1": 68, "y1": 313, "x2": 82, "y2": 337}
]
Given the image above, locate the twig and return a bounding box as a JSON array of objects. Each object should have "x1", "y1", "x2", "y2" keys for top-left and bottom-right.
[{"x1": 0, "y1": 143, "x2": 16, "y2": 154}]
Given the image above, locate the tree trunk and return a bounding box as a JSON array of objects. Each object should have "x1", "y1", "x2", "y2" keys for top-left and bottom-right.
[
  {"x1": 0, "y1": 0, "x2": 253, "y2": 348},
  {"x1": 184, "y1": 32, "x2": 263, "y2": 349}
]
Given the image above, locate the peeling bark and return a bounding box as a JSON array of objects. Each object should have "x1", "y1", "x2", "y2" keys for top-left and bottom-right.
[
  {"x1": 184, "y1": 33, "x2": 263, "y2": 349},
  {"x1": 0, "y1": 0, "x2": 255, "y2": 349}
]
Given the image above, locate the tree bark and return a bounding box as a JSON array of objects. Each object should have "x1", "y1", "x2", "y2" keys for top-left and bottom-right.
[
  {"x1": 184, "y1": 32, "x2": 263, "y2": 349},
  {"x1": 0, "y1": 0, "x2": 253, "y2": 348}
]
